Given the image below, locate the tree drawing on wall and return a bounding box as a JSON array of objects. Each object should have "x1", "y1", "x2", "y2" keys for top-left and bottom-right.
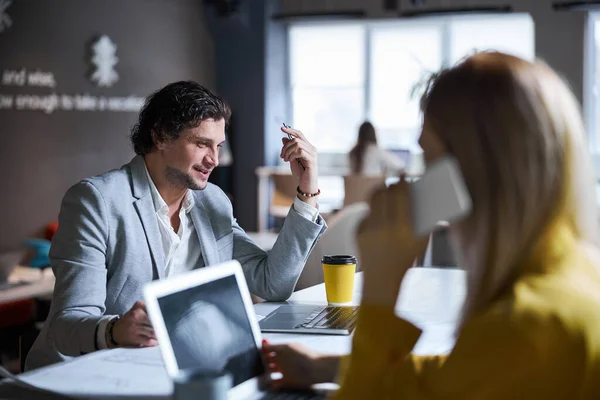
[
  {"x1": 91, "y1": 35, "x2": 119, "y2": 87},
  {"x1": 0, "y1": 0, "x2": 13, "y2": 33}
]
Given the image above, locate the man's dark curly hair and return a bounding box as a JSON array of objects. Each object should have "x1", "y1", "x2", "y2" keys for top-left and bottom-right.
[{"x1": 130, "y1": 81, "x2": 231, "y2": 155}]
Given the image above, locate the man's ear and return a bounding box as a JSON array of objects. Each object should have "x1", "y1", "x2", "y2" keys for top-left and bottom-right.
[{"x1": 151, "y1": 129, "x2": 167, "y2": 150}]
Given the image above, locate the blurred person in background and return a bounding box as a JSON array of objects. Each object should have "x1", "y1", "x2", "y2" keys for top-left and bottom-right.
[
  {"x1": 348, "y1": 121, "x2": 405, "y2": 176},
  {"x1": 263, "y1": 52, "x2": 600, "y2": 399}
]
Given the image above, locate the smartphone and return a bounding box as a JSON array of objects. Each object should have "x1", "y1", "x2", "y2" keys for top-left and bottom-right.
[{"x1": 409, "y1": 156, "x2": 472, "y2": 237}]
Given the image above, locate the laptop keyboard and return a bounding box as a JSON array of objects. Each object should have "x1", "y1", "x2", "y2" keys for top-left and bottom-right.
[
  {"x1": 296, "y1": 306, "x2": 359, "y2": 331},
  {"x1": 261, "y1": 390, "x2": 324, "y2": 399}
]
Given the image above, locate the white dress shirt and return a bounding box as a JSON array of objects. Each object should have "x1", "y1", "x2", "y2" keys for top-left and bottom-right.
[
  {"x1": 96, "y1": 163, "x2": 319, "y2": 349},
  {"x1": 350, "y1": 144, "x2": 405, "y2": 176},
  {"x1": 145, "y1": 168, "x2": 202, "y2": 278}
]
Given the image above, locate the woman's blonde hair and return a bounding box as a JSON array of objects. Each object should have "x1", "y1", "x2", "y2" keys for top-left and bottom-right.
[{"x1": 421, "y1": 52, "x2": 597, "y2": 323}]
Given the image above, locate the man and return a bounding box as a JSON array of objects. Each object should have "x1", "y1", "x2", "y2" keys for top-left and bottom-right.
[{"x1": 26, "y1": 81, "x2": 326, "y2": 370}]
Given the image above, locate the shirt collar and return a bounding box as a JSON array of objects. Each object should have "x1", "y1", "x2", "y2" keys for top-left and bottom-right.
[
  {"x1": 144, "y1": 162, "x2": 195, "y2": 215},
  {"x1": 181, "y1": 189, "x2": 195, "y2": 214}
]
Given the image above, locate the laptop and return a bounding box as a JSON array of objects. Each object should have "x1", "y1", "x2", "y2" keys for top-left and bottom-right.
[
  {"x1": 259, "y1": 304, "x2": 359, "y2": 336},
  {"x1": 143, "y1": 260, "x2": 329, "y2": 400}
]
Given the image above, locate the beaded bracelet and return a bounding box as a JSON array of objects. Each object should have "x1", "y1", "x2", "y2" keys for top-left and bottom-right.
[
  {"x1": 296, "y1": 186, "x2": 321, "y2": 198},
  {"x1": 106, "y1": 316, "x2": 120, "y2": 348}
]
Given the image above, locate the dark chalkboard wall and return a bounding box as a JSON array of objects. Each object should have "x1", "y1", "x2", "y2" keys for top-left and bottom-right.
[{"x1": 0, "y1": 0, "x2": 215, "y2": 251}]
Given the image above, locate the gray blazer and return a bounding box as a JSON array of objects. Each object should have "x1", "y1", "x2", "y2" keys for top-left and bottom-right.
[{"x1": 26, "y1": 156, "x2": 325, "y2": 370}]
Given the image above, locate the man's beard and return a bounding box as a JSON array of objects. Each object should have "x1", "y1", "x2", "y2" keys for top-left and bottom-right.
[{"x1": 165, "y1": 166, "x2": 204, "y2": 190}]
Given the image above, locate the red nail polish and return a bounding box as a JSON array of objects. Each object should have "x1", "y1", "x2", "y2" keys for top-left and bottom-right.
[{"x1": 262, "y1": 339, "x2": 269, "y2": 345}]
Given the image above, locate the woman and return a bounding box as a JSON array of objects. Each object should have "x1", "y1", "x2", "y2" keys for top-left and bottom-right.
[
  {"x1": 348, "y1": 121, "x2": 405, "y2": 175},
  {"x1": 263, "y1": 52, "x2": 600, "y2": 398}
]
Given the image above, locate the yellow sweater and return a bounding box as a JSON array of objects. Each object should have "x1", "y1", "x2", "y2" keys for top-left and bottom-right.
[{"x1": 334, "y1": 239, "x2": 600, "y2": 399}]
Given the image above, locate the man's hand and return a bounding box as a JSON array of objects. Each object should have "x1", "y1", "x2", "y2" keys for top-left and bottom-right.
[
  {"x1": 110, "y1": 301, "x2": 157, "y2": 348},
  {"x1": 262, "y1": 340, "x2": 340, "y2": 390},
  {"x1": 280, "y1": 126, "x2": 319, "y2": 207}
]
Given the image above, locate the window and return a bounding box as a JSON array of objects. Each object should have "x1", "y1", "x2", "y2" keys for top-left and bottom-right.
[
  {"x1": 586, "y1": 13, "x2": 600, "y2": 156},
  {"x1": 448, "y1": 14, "x2": 535, "y2": 65},
  {"x1": 288, "y1": 14, "x2": 535, "y2": 158},
  {"x1": 289, "y1": 24, "x2": 366, "y2": 153},
  {"x1": 369, "y1": 22, "x2": 443, "y2": 150}
]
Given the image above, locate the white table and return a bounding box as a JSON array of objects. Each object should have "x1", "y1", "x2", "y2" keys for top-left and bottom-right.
[
  {"x1": 3, "y1": 267, "x2": 466, "y2": 399},
  {"x1": 257, "y1": 268, "x2": 465, "y2": 356}
]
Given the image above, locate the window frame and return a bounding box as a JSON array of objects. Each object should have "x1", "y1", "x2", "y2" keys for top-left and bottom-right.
[
  {"x1": 286, "y1": 13, "x2": 535, "y2": 157},
  {"x1": 585, "y1": 12, "x2": 599, "y2": 155}
]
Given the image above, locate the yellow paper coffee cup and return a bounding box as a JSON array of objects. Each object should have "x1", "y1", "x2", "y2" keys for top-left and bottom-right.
[{"x1": 322, "y1": 255, "x2": 356, "y2": 305}]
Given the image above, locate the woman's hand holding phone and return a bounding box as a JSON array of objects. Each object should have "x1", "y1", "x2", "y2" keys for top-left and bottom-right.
[
  {"x1": 357, "y1": 179, "x2": 430, "y2": 308},
  {"x1": 358, "y1": 156, "x2": 471, "y2": 308}
]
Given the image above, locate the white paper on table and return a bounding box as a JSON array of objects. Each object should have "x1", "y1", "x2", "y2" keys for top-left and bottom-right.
[
  {"x1": 19, "y1": 347, "x2": 171, "y2": 398},
  {"x1": 17, "y1": 335, "x2": 348, "y2": 398}
]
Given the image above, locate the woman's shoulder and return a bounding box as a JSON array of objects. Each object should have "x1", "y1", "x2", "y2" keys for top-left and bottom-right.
[
  {"x1": 516, "y1": 242, "x2": 600, "y2": 309},
  {"x1": 479, "y1": 247, "x2": 600, "y2": 355}
]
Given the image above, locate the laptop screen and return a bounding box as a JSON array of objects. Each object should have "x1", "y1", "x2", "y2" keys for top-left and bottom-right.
[{"x1": 156, "y1": 274, "x2": 265, "y2": 387}]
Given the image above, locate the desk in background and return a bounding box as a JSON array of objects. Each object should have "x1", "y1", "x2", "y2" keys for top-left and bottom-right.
[
  {"x1": 0, "y1": 267, "x2": 54, "y2": 305},
  {"x1": 3, "y1": 267, "x2": 465, "y2": 399},
  {"x1": 256, "y1": 166, "x2": 345, "y2": 233},
  {"x1": 255, "y1": 166, "x2": 410, "y2": 233},
  {"x1": 0, "y1": 267, "x2": 54, "y2": 376}
]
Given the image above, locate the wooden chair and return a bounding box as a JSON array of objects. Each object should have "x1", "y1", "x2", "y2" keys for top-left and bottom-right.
[
  {"x1": 270, "y1": 173, "x2": 297, "y2": 220},
  {"x1": 0, "y1": 298, "x2": 35, "y2": 374},
  {"x1": 342, "y1": 175, "x2": 386, "y2": 208}
]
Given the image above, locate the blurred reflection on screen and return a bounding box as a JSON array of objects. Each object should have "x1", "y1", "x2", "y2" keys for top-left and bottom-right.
[{"x1": 157, "y1": 275, "x2": 264, "y2": 386}]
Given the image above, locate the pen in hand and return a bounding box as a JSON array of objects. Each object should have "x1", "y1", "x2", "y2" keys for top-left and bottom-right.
[{"x1": 282, "y1": 123, "x2": 306, "y2": 171}]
